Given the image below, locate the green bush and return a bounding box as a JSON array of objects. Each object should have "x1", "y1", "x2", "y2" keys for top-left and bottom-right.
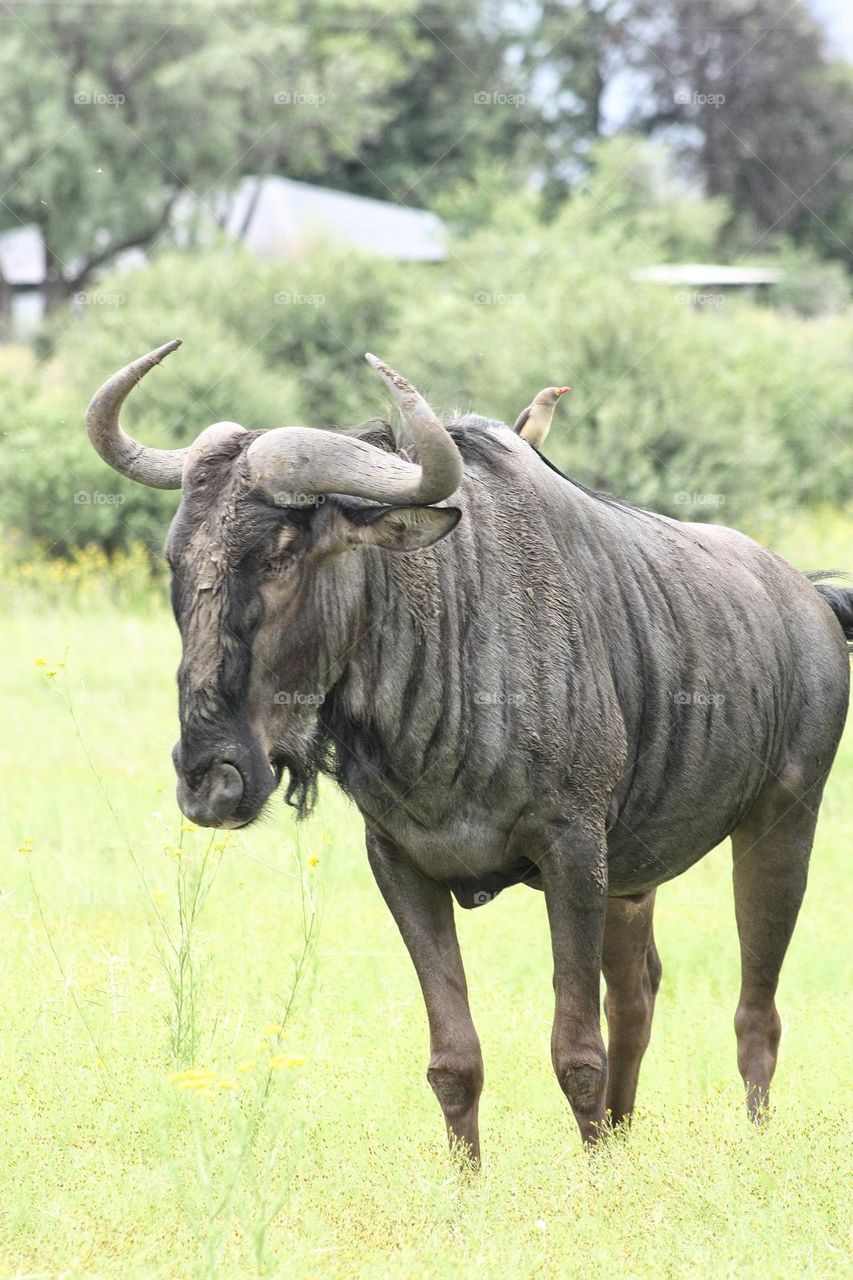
[
  {"x1": 1, "y1": 244, "x2": 411, "y2": 553},
  {"x1": 770, "y1": 249, "x2": 852, "y2": 317},
  {"x1": 4, "y1": 140, "x2": 853, "y2": 556},
  {"x1": 1, "y1": 300, "x2": 296, "y2": 554}
]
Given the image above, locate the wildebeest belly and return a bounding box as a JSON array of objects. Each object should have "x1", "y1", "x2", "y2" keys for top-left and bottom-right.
[
  {"x1": 355, "y1": 790, "x2": 547, "y2": 906},
  {"x1": 351, "y1": 727, "x2": 763, "y2": 906},
  {"x1": 604, "y1": 809, "x2": 746, "y2": 896}
]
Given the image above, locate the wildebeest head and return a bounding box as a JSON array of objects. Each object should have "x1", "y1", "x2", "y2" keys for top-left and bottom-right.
[{"x1": 86, "y1": 341, "x2": 462, "y2": 827}]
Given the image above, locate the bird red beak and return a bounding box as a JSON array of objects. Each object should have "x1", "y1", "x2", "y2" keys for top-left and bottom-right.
[{"x1": 555, "y1": 386, "x2": 571, "y2": 396}]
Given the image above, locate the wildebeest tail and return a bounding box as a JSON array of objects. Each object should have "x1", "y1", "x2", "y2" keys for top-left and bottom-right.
[{"x1": 808, "y1": 572, "x2": 853, "y2": 648}]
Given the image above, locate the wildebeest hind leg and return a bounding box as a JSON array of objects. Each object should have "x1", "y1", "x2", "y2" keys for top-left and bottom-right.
[
  {"x1": 366, "y1": 829, "x2": 484, "y2": 1163},
  {"x1": 602, "y1": 890, "x2": 661, "y2": 1127},
  {"x1": 730, "y1": 775, "x2": 823, "y2": 1122}
]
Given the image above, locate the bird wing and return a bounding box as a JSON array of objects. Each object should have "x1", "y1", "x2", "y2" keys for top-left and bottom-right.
[{"x1": 512, "y1": 405, "x2": 532, "y2": 433}]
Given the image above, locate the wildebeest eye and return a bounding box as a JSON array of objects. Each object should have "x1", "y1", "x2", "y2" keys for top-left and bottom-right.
[
  {"x1": 255, "y1": 524, "x2": 303, "y2": 578},
  {"x1": 257, "y1": 559, "x2": 287, "y2": 580}
]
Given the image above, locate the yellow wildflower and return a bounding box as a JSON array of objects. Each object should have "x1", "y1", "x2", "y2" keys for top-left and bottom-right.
[
  {"x1": 236, "y1": 1059, "x2": 256, "y2": 1073},
  {"x1": 33, "y1": 658, "x2": 46, "y2": 667},
  {"x1": 261, "y1": 1023, "x2": 283, "y2": 1037},
  {"x1": 169, "y1": 1067, "x2": 216, "y2": 1085},
  {"x1": 270, "y1": 1053, "x2": 305, "y2": 1071},
  {"x1": 308, "y1": 855, "x2": 320, "y2": 868}
]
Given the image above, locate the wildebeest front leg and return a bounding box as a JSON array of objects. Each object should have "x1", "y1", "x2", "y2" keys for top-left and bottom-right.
[
  {"x1": 539, "y1": 820, "x2": 609, "y2": 1144},
  {"x1": 366, "y1": 830, "x2": 484, "y2": 1162}
]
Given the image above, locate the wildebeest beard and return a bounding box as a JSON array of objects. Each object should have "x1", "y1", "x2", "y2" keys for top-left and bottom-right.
[
  {"x1": 273, "y1": 618, "x2": 418, "y2": 823},
  {"x1": 277, "y1": 715, "x2": 394, "y2": 822},
  {"x1": 276, "y1": 724, "x2": 327, "y2": 820},
  {"x1": 263, "y1": 419, "x2": 447, "y2": 824}
]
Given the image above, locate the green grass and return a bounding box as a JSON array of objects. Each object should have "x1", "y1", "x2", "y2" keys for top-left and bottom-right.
[{"x1": 1, "y1": 514, "x2": 852, "y2": 1279}]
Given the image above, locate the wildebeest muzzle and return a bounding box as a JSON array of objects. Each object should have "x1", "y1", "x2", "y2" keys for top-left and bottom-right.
[{"x1": 171, "y1": 735, "x2": 278, "y2": 829}]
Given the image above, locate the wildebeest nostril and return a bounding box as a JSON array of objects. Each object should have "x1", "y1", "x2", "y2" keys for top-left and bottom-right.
[
  {"x1": 175, "y1": 758, "x2": 245, "y2": 827},
  {"x1": 206, "y1": 761, "x2": 243, "y2": 819}
]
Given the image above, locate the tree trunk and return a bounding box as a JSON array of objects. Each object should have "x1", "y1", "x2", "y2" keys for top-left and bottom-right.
[{"x1": 41, "y1": 233, "x2": 70, "y2": 314}]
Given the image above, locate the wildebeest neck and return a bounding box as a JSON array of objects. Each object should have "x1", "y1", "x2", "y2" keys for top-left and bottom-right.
[{"x1": 318, "y1": 428, "x2": 627, "y2": 836}]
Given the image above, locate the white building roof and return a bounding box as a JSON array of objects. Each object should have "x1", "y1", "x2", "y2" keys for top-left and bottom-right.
[
  {"x1": 216, "y1": 176, "x2": 446, "y2": 262},
  {"x1": 0, "y1": 177, "x2": 447, "y2": 291},
  {"x1": 633, "y1": 264, "x2": 783, "y2": 286}
]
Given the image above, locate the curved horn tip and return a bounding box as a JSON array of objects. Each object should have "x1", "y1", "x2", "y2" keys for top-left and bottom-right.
[
  {"x1": 151, "y1": 338, "x2": 182, "y2": 362},
  {"x1": 364, "y1": 353, "x2": 417, "y2": 400},
  {"x1": 365, "y1": 352, "x2": 397, "y2": 377}
]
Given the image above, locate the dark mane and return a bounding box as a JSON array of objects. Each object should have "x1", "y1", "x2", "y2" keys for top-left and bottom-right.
[
  {"x1": 347, "y1": 413, "x2": 653, "y2": 521},
  {"x1": 532, "y1": 450, "x2": 655, "y2": 519}
]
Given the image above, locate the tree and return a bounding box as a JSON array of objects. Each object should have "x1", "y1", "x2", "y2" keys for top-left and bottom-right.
[
  {"x1": 516, "y1": 0, "x2": 630, "y2": 206},
  {"x1": 625, "y1": 0, "x2": 853, "y2": 263},
  {"x1": 326, "y1": 0, "x2": 533, "y2": 205},
  {"x1": 0, "y1": 0, "x2": 418, "y2": 308}
]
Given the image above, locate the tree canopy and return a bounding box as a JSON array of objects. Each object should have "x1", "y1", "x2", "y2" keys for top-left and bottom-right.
[{"x1": 0, "y1": 0, "x2": 850, "y2": 307}]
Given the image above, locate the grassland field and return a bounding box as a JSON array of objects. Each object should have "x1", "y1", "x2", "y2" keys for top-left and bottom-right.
[{"x1": 1, "y1": 510, "x2": 851, "y2": 1279}]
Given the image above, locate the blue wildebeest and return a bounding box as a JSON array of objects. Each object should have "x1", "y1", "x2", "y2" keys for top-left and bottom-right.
[{"x1": 87, "y1": 342, "x2": 852, "y2": 1157}]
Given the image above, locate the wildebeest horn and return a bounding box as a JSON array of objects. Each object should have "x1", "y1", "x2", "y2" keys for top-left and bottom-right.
[
  {"x1": 85, "y1": 340, "x2": 188, "y2": 489},
  {"x1": 246, "y1": 355, "x2": 462, "y2": 507},
  {"x1": 363, "y1": 354, "x2": 463, "y2": 501},
  {"x1": 88, "y1": 345, "x2": 463, "y2": 506}
]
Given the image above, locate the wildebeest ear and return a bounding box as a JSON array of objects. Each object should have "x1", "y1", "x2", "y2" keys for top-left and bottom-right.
[{"x1": 333, "y1": 505, "x2": 461, "y2": 552}]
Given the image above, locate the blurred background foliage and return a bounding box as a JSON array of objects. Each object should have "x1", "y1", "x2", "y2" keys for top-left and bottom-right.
[{"x1": 0, "y1": 0, "x2": 851, "y2": 558}]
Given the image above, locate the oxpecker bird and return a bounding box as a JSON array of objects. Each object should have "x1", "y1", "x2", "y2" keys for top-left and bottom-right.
[{"x1": 512, "y1": 385, "x2": 570, "y2": 450}]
